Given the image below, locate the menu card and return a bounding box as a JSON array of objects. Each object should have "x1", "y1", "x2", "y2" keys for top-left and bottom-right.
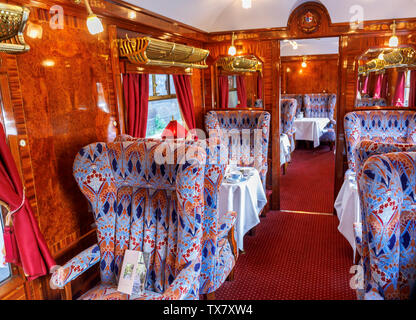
[{"x1": 117, "y1": 249, "x2": 150, "y2": 296}]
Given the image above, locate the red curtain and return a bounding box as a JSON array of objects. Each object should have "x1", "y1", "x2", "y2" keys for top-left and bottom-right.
[
  {"x1": 362, "y1": 75, "x2": 369, "y2": 95},
  {"x1": 408, "y1": 71, "x2": 416, "y2": 107},
  {"x1": 380, "y1": 73, "x2": 389, "y2": 99},
  {"x1": 236, "y1": 75, "x2": 247, "y2": 107},
  {"x1": 373, "y1": 74, "x2": 383, "y2": 98},
  {"x1": 173, "y1": 74, "x2": 196, "y2": 130},
  {"x1": 393, "y1": 71, "x2": 406, "y2": 106},
  {"x1": 218, "y1": 76, "x2": 229, "y2": 108},
  {"x1": 123, "y1": 73, "x2": 149, "y2": 138},
  {"x1": 257, "y1": 74, "x2": 263, "y2": 101},
  {"x1": 0, "y1": 124, "x2": 56, "y2": 280}
]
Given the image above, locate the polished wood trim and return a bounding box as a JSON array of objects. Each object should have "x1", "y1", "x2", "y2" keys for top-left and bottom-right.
[
  {"x1": 271, "y1": 40, "x2": 280, "y2": 210},
  {"x1": 281, "y1": 54, "x2": 339, "y2": 62}
]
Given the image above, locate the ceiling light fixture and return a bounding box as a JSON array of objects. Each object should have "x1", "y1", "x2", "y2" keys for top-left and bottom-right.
[
  {"x1": 389, "y1": 20, "x2": 399, "y2": 48},
  {"x1": 242, "y1": 0, "x2": 252, "y2": 9},
  {"x1": 228, "y1": 32, "x2": 237, "y2": 56},
  {"x1": 301, "y1": 57, "x2": 307, "y2": 68},
  {"x1": 84, "y1": 0, "x2": 104, "y2": 35}
]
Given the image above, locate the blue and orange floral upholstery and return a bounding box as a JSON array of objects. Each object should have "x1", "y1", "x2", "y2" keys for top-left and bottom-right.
[
  {"x1": 50, "y1": 140, "x2": 206, "y2": 300},
  {"x1": 344, "y1": 111, "x2": 416, "y2": 174},
  {"x1": 281, "y1": 98, "x2": 297, "y2": 152},
  {"x1": 355, "y1": 97, "x2": 387, "y2": 107},
  {"x1": 303, "y1": 93, "x2": 336, "y2": 144},
  {"x1": 112, "y1": 135, "x2": 237, "y2": 295},
  {"x1": 357, "y1": 151, "x2": 416, "y2": 299},
  {"x1": 281, "y1": 94, "x2": 303, "y2": 116},
  {"x1": 205, "y1": 110, "x2": 271, "y2": 190}
]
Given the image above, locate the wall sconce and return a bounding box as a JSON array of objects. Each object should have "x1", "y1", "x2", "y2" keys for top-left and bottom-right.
[
  {"x1": 301, "y1": 57, "x2": 307, "y2": 68},
  {"x1": 74, "y1": 0, "x2": 104, "y2": 35},
  {"x1": 389, "y1": 20, "x2": 399, "y2": 48},
  {"x1": 228, "y1": 32, "x2": 237, "y2": 56},
  {"x1": 26, "y1": 21, "x2": 43, "y2": 39}
]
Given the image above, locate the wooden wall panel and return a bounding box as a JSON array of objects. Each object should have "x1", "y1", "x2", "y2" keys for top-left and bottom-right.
[{"x1": 281, "y1": 55, "x2": 338, "y2": 95}]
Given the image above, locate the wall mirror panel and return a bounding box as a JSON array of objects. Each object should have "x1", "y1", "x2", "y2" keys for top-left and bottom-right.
[
  {"x1": 214, "y1": 55, "x2": 264, "y2": 108},
  {"x1": 356, "y1": 46, "x2": 416, "y2": 107}
]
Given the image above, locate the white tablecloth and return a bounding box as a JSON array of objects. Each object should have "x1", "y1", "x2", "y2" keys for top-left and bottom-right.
[
  {"x1": 294, "y1": 117, "x2": 330, "y2": 148},
  {"x1": 334, "y1": 171, "x2": 361, "y2": 261},
  {"x1": 219, "y1": 167, "x2": 267, "y2": 251},
  {"x1": 280, "y1": 134, "x2": 291, "y2": 165}
]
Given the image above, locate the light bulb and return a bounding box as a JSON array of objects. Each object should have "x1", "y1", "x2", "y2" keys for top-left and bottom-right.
[
  {"x1": 389, "y1": 35, "x2": 399, "y2": 48},
  {"x1": 228, "y1": 45, "x2": 237, "y2": 56},
  {"x1": 242, "y1": 0, "x2": 251, "y2": 9},
  {"x1": 301, "y1": 61, "x2": 307, "y2": 68},
  {"x1": 87, "y1": 14, "x2": 104, "y2": 35}
]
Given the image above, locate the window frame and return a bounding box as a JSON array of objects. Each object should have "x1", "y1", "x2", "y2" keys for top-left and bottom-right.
[{"x1": 149, "y1": 74, "x2": 177, "y2": 102}]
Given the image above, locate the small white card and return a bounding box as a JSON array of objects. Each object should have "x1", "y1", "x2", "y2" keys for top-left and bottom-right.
[{"x1": 117, "y1": 249, "x2": 150, "y2": 296}]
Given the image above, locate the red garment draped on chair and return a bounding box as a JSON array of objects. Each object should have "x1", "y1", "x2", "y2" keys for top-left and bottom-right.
[
  {"x1": 218, "y1": 75, "x2": 229, "y2": 108},
  {"x1": 172, "y1": 74, "x2": 196, "y2": 130},
  {"x1": 408, "y1": 71, "x2": 416, "y2": 107},
  {"x1": 236, "y1": 75, "x2": 247, "y2": 107},
  {"x1": 0, "y1": 124, "x2": 56, "y2": 281},
  {"x1": 393, "y1": 71, "x2": 406, "y2": 106},
  {"x1": 123, "y1": 73, "x2": 149, "y2": 138},
  {"x1": 373, "y1": 74, "x2": 383, "y2": 98}
]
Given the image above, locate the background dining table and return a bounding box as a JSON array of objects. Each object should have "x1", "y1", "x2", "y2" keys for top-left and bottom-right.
[{"x1": 294, "y1": 117, "x2": 330, "y2": 148}]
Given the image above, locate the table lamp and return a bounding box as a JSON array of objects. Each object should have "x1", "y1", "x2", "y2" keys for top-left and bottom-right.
[{"x1": 161, "y1": 116, "x2": 188, "y2": 139}]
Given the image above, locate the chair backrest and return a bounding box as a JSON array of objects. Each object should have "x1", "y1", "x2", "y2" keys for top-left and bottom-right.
[
  {"x1": 303, "y1": 93, "x2": 336, "y2": 119},
  {"x1": 112, "y1": 135, "x2": 229, "y2": 293},
  {"x1": 357, "y1": 151, "x2": 416, "y2": 299},
  {"x1": 281, "y1": 98, "x2": 297, "y2": 135},
  {"x1": 73, "y1": 140, "x2": 205, "y2": 298},
  {"x1": 281, "y1": 94, "x2": 303, "y2": 114},
  {"x1": 204, "y1": 110, "x2": 270, "y2": 189},
  {"x1": 344, "y1": 110, "x2": 416, "y2": 172},
  {"x1": 355, "y1": 97, "x2": 387, "y2": 107}
]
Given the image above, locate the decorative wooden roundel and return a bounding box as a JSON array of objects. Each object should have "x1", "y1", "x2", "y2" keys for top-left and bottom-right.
[{"x1": 298, "y1": 9, "x2": 321, "y2": 34}]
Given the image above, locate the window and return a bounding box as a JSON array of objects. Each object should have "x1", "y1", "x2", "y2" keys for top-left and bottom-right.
[
  {"x1": 147, "y1": 74, "x2": 184, "y2": 138},
  {"x1": 228, "y1": 75, "x2": 238, "y2": 108},
  {"x1": 0, "y1": 212, "x2": 11, "y2": 284},
  {"x1": 404, "y1": 69, "x2": 412, "y2": 107}
]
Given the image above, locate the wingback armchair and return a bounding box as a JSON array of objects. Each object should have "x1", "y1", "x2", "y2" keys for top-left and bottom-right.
[
  {"x1": 205, "y1": 110, "x2": 271, "y2": 191},
  {"x1": 355, "y1": 97, "x2": 387, "y2": 107},
  {"x1": 281, "y1": 94, "x2": 303, "y2": 116},
  {"x1": 50, "y1": 140, "x2": 206, "y2": 300},
  {"x1": 303, "y1": 93, "x2": 336, "y2": 148},
  {"x1": 357, "y1": 152, "x2": 416, "y2": 300},
  {"x1": 112, "y1": 135, "x2": 237, "y2": 297},
  {"x1": 281, "y1": 98, "x2": 297, "y2": 153},
  {"x1": 344, "y1": 110, "x2": 416, "y2": 174}
]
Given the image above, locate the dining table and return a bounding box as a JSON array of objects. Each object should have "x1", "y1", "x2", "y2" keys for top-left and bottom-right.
[
  {"x1": 218, "y1": 166, "x2": 267, "y2": 251},
  {"x1": 293, "y1": 117, "x2": 330, "y2": 148}
]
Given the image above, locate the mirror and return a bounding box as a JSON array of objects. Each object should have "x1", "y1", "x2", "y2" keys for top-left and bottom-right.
[
  {"x1": 215, "y1": 55, "x2": 264, "y2": 108},
  {"x1": 356, "y1": 46, "x2": 416, "y2": 107}
]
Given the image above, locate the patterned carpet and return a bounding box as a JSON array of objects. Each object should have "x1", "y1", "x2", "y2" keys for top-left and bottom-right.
[
  {"x1": 281, "y1": 144, "x2": 335, "y2": 213},
  {"x1": 216, "y1": 211, "x2": 356, "y2": 300}
]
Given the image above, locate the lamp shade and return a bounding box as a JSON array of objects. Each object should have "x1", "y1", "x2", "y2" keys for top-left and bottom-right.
[{"x1": 161, "y1": 120, "x2": 188, "y2": 139}]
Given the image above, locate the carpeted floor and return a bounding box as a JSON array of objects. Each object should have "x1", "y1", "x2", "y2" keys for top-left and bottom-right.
[
  {"x1": 281, "y1": 144, "x2": 335, "y2": 213},
  {"x1": 216, "y1": 211, "x2": 356, "y2": 300},
  {"x1": 215, "y1": 143, "x2": 355, "y2": 300}
]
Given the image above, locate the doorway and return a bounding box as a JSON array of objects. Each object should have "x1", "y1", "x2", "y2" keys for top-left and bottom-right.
[{"x1": 279, "y1": 37, "x2": 340, "y2": 214}]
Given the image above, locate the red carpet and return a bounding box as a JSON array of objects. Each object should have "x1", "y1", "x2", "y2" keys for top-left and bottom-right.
[
  {"x1": 281, "y1": 144, "x2": 335, "y2": 213},
  {"x1": 216, "y1": 211, "x2": 356, "y2": 300}
]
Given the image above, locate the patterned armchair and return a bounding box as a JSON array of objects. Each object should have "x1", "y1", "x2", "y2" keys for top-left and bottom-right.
[
  {"x1": 281, "y1": 94, "x2": 303, "y2": 116},
  {"x1": 355, "y1": 97, "x2": 387, "y2": 107},
  {"x1": 357, "y1": 152, "x2": 416, "y2": 299},
  {"x1": 281, "y1": 98, "x2": 297, "y2": 153},
  {"x1": 344, "y1": 111, "x2": 416, "y2": 174},
  {"x1": 205, "y1": 110, "x2": 271, "y2": 191},
  {"x1": 50, "y1": 140, "x2": 206, "y2": 300},
  {"x1": 303, "y1": 93, "x2": 336, "y2": 147},
  {"x1": 112, "y1": 135, "x2": 237, "y2": 297}
]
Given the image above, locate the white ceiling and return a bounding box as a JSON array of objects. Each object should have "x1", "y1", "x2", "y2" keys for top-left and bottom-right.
[
  {"x1": 127, "y1": 0, "x2": 416, "y2": 32},
  {"x1": 280, "y1": 37, "x2": 339, "y2": 56}
]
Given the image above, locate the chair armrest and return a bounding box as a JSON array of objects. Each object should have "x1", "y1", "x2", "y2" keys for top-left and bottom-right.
[
  {"x1": 218, "y1": 210, "x2": 237, "y2": 239},
  {"x1": 50, "y1": 244, "x2": 100, "y2": 289}
]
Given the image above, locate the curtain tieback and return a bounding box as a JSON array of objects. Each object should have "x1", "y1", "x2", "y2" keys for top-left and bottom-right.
[{"x1": 3, "y1": 188, "x2": 26, "y2": 227}]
